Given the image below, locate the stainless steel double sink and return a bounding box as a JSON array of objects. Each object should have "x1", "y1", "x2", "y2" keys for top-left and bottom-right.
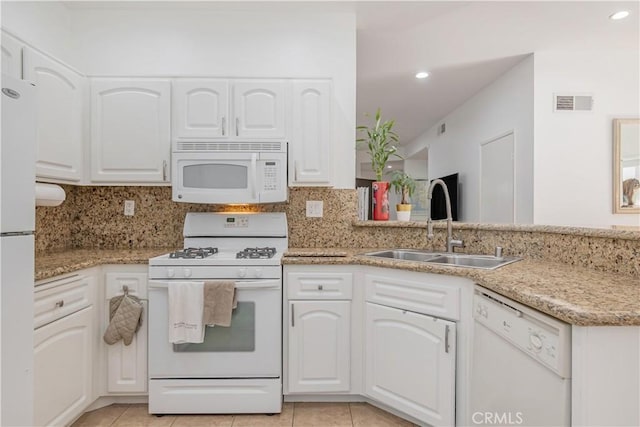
[{"x1": 361, "y1": 249, "x2": 521, "y2": 270}]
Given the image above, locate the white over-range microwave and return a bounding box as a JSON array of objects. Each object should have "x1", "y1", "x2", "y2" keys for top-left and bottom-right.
[{"x1": 172, "y1": 141, "x2": 288, "y2": 204}]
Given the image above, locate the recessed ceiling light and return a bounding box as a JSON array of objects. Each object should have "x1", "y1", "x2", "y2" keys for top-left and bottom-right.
[
  {"x1": 609, "y1": 10, "x2": 630, "y2": 20},
  {"x1": 415, "y1": 71, "x2": 430, "y2": 79}
]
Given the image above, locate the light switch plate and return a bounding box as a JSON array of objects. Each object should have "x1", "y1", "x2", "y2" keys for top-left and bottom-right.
[
  {"x1": 306, "y1": 200, "x2": 323, "y2": 218},
  {"x1": 124, "y1": 200, "x2": 135, "y2": 216}
]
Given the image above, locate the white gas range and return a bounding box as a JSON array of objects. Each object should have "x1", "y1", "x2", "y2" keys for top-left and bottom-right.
[{"x1": 148, "y1": 212, "x2": 287, "y2": 415}]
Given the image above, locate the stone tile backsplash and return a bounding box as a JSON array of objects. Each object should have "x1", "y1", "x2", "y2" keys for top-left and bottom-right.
[
  {"x1": 35, "y1": 186, "x2": 358, "y2": 252},
  {"x1": 36, "y1": 186, "x2": 639, "y2": 277}
]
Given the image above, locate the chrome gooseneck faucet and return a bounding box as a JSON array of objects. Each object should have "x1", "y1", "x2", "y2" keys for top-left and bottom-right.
[{"x1": 426, "y1": 179, "x2": 464, "y2": 253}]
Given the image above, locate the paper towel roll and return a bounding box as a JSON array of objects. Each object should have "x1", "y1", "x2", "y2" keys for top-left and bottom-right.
[{"x1": 35, "y1": 183, "x2": 66, "y2": 207}]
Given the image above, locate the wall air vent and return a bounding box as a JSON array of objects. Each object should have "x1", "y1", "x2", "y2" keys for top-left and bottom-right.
[
  {"x1": 554, "y1": 94, "x2": 594, "y2": 112},
  {"x1": 437, "y1": 122, "x2": 446, "y2": 135}
]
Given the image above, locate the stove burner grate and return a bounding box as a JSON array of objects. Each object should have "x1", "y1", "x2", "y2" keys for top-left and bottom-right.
[
  {"x1": 236, "y1": 247, "x2": 277, "y2": 259},
  {"x1": 169, "y1": 247, "x2": 219, "y2": 259}
]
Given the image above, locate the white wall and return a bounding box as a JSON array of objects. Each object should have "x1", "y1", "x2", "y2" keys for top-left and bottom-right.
[
  {"x1": 69, "y1": 6, "x2": 356, "y2": 188},
  {"x1": 0, "y1": 1, "x2": 78, "y2": 69},
  {"x1": 406, "y1": 55, "x2": 534, "y2": 223},
  {"x1": 533, "y1": 50, "x2": 640, "y2": 227}
]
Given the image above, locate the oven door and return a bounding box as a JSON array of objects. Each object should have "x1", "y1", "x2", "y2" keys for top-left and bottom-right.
[
  {"x1": 172, "y1": 151, "x2": 287, "y2": 204},
  {"x1": 148, "y1": 279, "x2": 281, "y2": 378}
]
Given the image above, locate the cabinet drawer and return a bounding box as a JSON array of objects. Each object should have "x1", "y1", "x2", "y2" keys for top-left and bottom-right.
[
  {"x1": 287, "y1": 272, "x2": 353, "y2": 300},
  {"x1": 364, "y1": 273, "x2": 460, "y2": 320},
  {"x1": 105, "y1": 272, "x2": 148, "y2": 299},
  {"x1": 34, "y1": 275, "x2": 92, "y2": 329}
]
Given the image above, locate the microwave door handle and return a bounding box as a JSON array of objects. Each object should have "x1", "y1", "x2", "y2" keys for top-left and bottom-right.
[{"x1": 251, "y1": 153, "x2": 258, "y2": 200}]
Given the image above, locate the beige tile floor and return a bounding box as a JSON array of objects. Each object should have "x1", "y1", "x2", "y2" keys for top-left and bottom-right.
[{"x1": 71, "y1": 402, "x2": 418, "y2": 427}]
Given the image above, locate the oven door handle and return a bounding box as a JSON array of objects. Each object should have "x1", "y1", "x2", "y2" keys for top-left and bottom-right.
[{"x1": 148, "y1": 280, "x2": 281, "y2": 290}]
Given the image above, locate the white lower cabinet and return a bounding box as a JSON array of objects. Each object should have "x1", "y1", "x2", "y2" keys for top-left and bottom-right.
[
  {"x1": 106, "y1": 300, "x2": 148, "y2": 393},
  {"x1": 365, "y1": 302, "x2": 456, "y2": 427},
  {"x1": 33, "y1": 265, "x2": 149, "y2": 425},
  {"x1": 34, "y1": 306, "x2": 94, "y2": 427},
  {"x1": 285, "y1": 267, "x2": 354, "y2": 394},
  {"x1": 103, "y1": 268, "x2": 149, "y2": 394},
  {"x1": 288, "y1": 300, "x2": 351, "y2": 393},
  {"x1": 284, "y1": 266, "x2": 464, "y2": 425}
]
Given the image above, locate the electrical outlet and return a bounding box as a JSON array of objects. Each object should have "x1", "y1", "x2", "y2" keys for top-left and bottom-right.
[
  {"x1": 124, "y1": 200, "x2": 135, "y2": 216},
  {"x1": 306, "y1": 200, "x2": 323, "y2": 218}
]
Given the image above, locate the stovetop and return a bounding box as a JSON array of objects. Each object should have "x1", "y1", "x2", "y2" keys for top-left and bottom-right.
[
  {"x1": 149, "y1": 247, "x2": 283, "y2": 267},
  {"x1": 236, "y1": 247, "x2": 277, "y2": 259},
  {"x1": 169, "y1": 247, "x2": 219, "y2": 259},
  {"x1": 149, "y1": 213, "x2": 287, "y2": 269}
]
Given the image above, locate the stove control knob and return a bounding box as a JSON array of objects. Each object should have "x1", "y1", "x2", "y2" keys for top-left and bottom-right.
[
  {"x1": 184, "y1": 268, "x2": 192, "y2": 278},
  {"x1": 167, "y1": 268, "x2": 175, "y2": 278},
  {"x1": 238, "y1": 268, "x2": 247, "y2": 278},
  {"x1": 255, "y1": 268, "x2": 263, "y2": 278}
]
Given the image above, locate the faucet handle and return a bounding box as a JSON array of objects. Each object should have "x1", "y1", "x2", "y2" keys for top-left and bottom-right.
[{"x1": 494, "y1": 246, "x2": 503, "y2": 259}]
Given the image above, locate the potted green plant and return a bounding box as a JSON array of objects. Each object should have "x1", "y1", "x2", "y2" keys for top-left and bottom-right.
[
  {"x1": 390, "y1": 170, "x2": 416, "y2": 221},
  {"x1": 356, "y1": 108, "x2": 402, "y2": 220}
]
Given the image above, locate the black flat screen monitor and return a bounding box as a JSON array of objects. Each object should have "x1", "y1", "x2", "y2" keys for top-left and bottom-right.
[{"x1": 430, "y1": 173, "x2": 458, "y2": 221}]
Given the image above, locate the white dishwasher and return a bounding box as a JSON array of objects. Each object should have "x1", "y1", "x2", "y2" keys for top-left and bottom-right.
[{"x1": 470, "y1": 287, "x2": 571, "y2": 427}]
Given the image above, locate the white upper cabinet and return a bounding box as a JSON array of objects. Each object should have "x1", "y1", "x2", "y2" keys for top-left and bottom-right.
[
  {"x1": 233, "y1": 80, "x2": 286, "y2": 139},
  {"x1": 173, "y1": 79, "x2": 285, "y2": 142},
  {"x1": 1, "y1": 32, "x2": 23, "y2": 79},
  {"x1": 91, "y1": 79, "x2": 171, "y2": 183},
  {"x1": 173, "y1": 79, "x2": 230, "y2": 139},
  {"x1": 291, "y1": 80, "x2": 332, "y2": 186},
  {"x1": 23, "y1": 47, "x2": 84, "y2": 183}
]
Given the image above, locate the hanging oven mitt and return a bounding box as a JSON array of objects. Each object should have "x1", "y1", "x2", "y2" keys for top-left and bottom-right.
[{"x1": 103, "y1": 294, "x2": 143, "y2": 346}]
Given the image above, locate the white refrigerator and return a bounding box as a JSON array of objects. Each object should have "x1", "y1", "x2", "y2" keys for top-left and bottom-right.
[{"x1": 1, "y1": 74, "x2": 36, "y2": 426}]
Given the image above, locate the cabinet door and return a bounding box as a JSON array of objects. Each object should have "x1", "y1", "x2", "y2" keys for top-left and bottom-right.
[
  {"x1": 106, "y1": 301, "x2": 148, "y2": 393},
  {"x1": 173, "y1": 79, "x2": 229, "y2": 139},
  {"x1": 288, "y1": 300, "x2": 350, "y2": 393},
  {"x1": 365, "y1": 303, "x2": 456, "y2": 426},
  {"x1": 34, "y1": 306, "x2": 93, "y2": 427},
  {"x1": 233, "y1": 80, "x2": 286, "y2": 139},
  {"x1": 23, "y1": 48, "x2": 83, "y2": 182},
  {"x1": 291, "y1": 80, "x2": 331, "y2": 185},
  {"x1": 104, "y1": 270, "x2": 148, "y2": 393},
  {"x1": 105, "y1": 271, "x2": 148, "y2": 300},
  {"x1": 91, "y1": 78, "x2": 170, "y2": 183},
  {"x1": 1, "y1": 32, "x2": 23, "y2": 78}
]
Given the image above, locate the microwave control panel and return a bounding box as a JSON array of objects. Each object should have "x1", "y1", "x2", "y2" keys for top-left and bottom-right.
[{"x1": 262, "y1": 161, "x2": 279, "y2": 191}]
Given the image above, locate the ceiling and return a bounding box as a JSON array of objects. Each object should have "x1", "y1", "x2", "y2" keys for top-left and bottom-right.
[
  {"x1": 355, "y1": 1, "x2": 640, "y2": 146},
  {"x1": 64, "y1": 1, "x2": 640, "y2": 147}
]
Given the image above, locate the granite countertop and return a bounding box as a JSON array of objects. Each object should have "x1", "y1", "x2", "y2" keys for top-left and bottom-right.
[
  {"x1": 35, "y1": 247, "x2": 639, "y2": 326},
  {"x1": 284, "y1": 248, "x2": 640, "y2": 327},
  {"x1": 35, "y1": 248, "x2": 170, "y2": 282},
  {"x1": 352, "y1": 220, "x2": 640, "y2": 240}
]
